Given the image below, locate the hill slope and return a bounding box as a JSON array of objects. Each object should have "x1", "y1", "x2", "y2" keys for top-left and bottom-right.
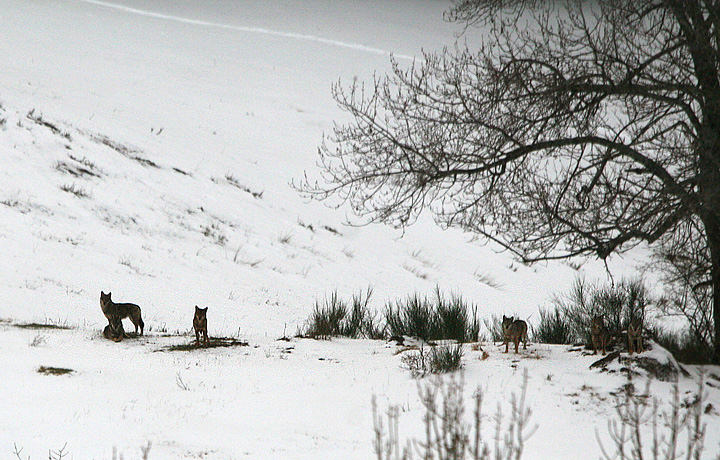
[
  {"x1": 0, "y1": 0, "x2": 632, "y2": 336},
  {"x1": 1, "y1": 1, "x2": 712, "y2": 459}
]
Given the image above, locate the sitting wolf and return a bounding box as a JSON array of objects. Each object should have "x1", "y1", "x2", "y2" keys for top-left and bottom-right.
[{"x1": 103, "y1": 315, "x2": 125, "y2": 342}]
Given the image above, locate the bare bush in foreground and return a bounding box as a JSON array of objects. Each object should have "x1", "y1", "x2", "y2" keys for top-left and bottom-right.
[
  {"x1": 598, "y1": 374, "x2": 716, "y2": 460},
  {"x1": 372, "y1": 372, "x2": 534, "y2": 460}
]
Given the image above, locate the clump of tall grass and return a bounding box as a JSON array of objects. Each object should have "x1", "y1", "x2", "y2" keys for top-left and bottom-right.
[
  {"x1": 400, "y1": 344, "x2": 464, "y2": 378},
  {"x1": 385, "y1": 288, "x2": 480, "y2": 343},
  {"x1": 302, "y1": 287, "x2": 480, "y2": 343},
  {"x1": 483, "y1": 314, "x2": 505, "y2": 343},
  {"x1": 302, "y1": 288, "x2": 383, "y2": 339},
  {"x1": 533, "y1": 307, "x2": 572, "y2": 344}
]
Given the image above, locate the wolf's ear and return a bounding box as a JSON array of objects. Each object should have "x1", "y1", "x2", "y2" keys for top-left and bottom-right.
[
  {"x1": 202, "y1": 307, "x2": 208, "y2": 312},
  {"x1": 509, "y1": 316, "x2": 514, "y2": 321}
]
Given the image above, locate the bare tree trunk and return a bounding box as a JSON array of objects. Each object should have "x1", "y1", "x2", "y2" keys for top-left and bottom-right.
[
  {"x1": 706, "y1": 151, "x2": 720, "y2": 365},
  {"x1": 710, "y1": 238, "x2": 720, "y2": 364},
  {"x1": 698, "y1": 129, "x2": 720, "y2": 363},
  {"x1": 688, "y1": 0, "x2": 720, "y2": 363},
  {"x1": 700, "y1": 156, "x2": 720, "y2": 364}
]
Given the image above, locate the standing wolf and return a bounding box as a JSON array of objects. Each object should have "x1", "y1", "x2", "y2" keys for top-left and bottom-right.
[
  {"x1": 627, "y1": 322, "x2": 643, "y2": 355},
  {"x1": 193, "y1": 306, "x2": 209, "y2": 347},
  {"x1": 502, "y1": 315, "x2": 528, "y2": 353},
  {"x1": 100, "y1": 291, "x2": 144, "y2": 336},
  {"x1": 591, "y1": 316, "x2": 609, "y2": 355}
]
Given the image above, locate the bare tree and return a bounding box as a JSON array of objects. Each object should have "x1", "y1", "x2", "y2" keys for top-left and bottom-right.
[
  {"x1": 298, "y1": 0, "x2": 720, "y2": 363},
  {"x1": 654, "y1": 217, "x2": 715, "y2": 360}
]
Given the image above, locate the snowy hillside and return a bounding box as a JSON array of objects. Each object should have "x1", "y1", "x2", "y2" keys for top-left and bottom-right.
[
  {"x1": 0, "y1": 1, "x2": 716, "y2": 459},
  {"x1": 0, "y1": 0, "x2": 626, "y2": 339}
]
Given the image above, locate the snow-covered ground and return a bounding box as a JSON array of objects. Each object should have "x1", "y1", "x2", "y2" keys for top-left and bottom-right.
[{"x1": 0, "y1": 1, "x2": 717, "y2": 458}]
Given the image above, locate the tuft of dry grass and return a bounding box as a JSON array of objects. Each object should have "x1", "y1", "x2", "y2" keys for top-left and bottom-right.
[
  {"x1": 15, "y1": 322, "x2": 72, "y2": 330},
  {"x1": 59, "y1": 183, "x2": 90, "y2": 198},
  {"x1": 159, "y1": 337, "x2": 249, "y2": 352},
  {"x1": 37, "y1": 366, "x2": 73, "y2": 376}
]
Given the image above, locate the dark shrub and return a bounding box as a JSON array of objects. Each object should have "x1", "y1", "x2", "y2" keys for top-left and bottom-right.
[
  {"x1": 483, "y1": 314, "x2": 505, "y2": 343},
  {"x1": 303, "y1": 288, "x2": 482, "y2": 344},
  {"x1": 651, "y1": 327, "x2": 714, "y2": 364},
  {"x1": 400, "y1": 344, "x2": 464, "y2": 377},
  {"x1": 341, "y1": 287, "x2": 385, "y2": 339},
  {"x1": 555, "y1": 278, "x2": 652, "y2": 347},
  {"x1": 534, "y1": 307, "x2": 572, "y2": 344},
  {"x1": 429, "y1": 344, "x2": 464, "y2": 374},
  {"x1": 304, "y1": 291, "x2": 347, "y2": 339},
  {"x1": 385, "y1": 294, "x2": 438, "y2": 341},
  {"x1": 436, "y1": 290, "x2": 480, "y2": 343},
  {"x1": 385, "y1": 289, "x2": 480, "y2": 343},
  {"x1": 303, "y1": 288, "x2": 382, "y2": 339}
]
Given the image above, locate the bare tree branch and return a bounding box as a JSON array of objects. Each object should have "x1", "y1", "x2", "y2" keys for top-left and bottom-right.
[{"x1": 296, "y1": 0, "x2": 720, "y2": 362}]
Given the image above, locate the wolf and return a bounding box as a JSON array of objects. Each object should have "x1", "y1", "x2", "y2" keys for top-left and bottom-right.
[
  {"x1": 627, "y1": 322, "x2": 643, "y2": 355},
  {"x1": 100, "y1": 291, "x2": 144, "y2": 336},
  {"x1": 502, "y1": 315, "x2": 528, "y2": 353},
  {"x1": 103, "y1": 315, "x2": 125, "y2": 342},
  {"x1": 591, "y1": 316, "x2": 609, "y2": 355},
  {"x1": 193, "y1": 306, "x2": 209, "y2": 347}
]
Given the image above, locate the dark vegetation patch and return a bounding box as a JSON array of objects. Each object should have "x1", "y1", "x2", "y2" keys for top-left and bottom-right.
[
  {"x1": 68, "y1": 154, "x2": 97, "y2": 170},
  {"x1": 86, "y1": 131, "x2": 160, "y2": 168},
  {"x1": 55, "y1": 160, "x2": 100, "y2": 178},
  {"x1": 298, "y1": 219, "x2": 315, "y2": 232},
  {"x1": 628, "y1": 355, "x2": 689, "y2": 381},
  {"x1": 385, "y1": 288, "x2": 480, "y2": 343},
  {"x1": 535, "y1": 278, "x2": 651, "y2": 349},
  {"x1": 225, "y1": 173, "x2": 264, "y2": 199},
  {"x1": 131, "y1": 156, "x2": 160, "y2": 168},
  {"x1": 301, "y1": 288, "x2": 480, "y2": 343},
  {"x1": 159, "y1": 337, "x2": 249, "y2": 352},
  {"x1": 301, "y1": 288, "x2": 384, "y2": 339},
  {"x1": 59, "y1": 183, "x2": 90, "y2": 198},
  {"x1": 533, "y1": 307, "x2": 572, "y2": 344},
  {"x1": 87, "y1": 132, "x2": 138, "y2": 156},
  {"x1": 26, "y1": 109, "x2": 72, "y2": 141},
  {"x1": 37, "y1": 366, "x2": 73, "y2": 376},
  {"x1": 400, "y1": 344, "x2": 464, "y2": 378},
  {"x1": 321, "y1": 225, "x2": 341, "y2": 235},
  {"x1": 15, "y1": 322, "x2": 72, "y2": 330},
  {"x1": 483, "y1": 314, "x2": 506, "y2": 342},
  {"x1": 0, "y1": 198, "x2": 19, "y2": 208},
  {"x1": 173, "y1": 167, "x2": 191, "y2": 176},
  {"x1": 652, "y1": 327, "x2": 715, "y2": 365}
]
